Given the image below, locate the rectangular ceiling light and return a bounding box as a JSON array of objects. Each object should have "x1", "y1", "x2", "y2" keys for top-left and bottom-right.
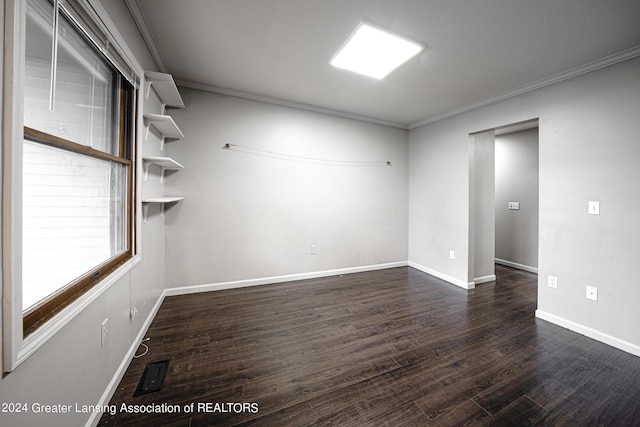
[{"x1": 330, "y1": 22, "x2": 424, "y2": 80}]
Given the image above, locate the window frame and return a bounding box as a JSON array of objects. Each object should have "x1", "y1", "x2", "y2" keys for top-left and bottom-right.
[
  {"x1": 22, "y1": 121, "x2": 134, "y2": 335},
  {"x1": 2, "y1": 0, "x2": 143, "y2": 373}
]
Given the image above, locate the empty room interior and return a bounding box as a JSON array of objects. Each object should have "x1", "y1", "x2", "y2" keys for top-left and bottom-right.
[{"x1": 1, "y1": 0, "x2": 640, "y2": 426}]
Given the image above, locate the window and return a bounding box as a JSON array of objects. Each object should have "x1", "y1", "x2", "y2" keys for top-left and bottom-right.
[{"x1": 22, "y1": 0, "x2": 136, "y2": 336}]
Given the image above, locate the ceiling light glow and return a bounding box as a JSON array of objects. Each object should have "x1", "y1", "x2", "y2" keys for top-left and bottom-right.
[{"x1": 330, "y1": 22, "x2": 424, "y2": 80}]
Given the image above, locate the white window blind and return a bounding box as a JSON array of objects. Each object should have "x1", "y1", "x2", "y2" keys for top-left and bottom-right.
[
  {"x1": 22, "y1": 0, "x2": 131, "y2": 312},
  {"x1": 22, "y1": 141, "x2": 126, "y2": 310}
]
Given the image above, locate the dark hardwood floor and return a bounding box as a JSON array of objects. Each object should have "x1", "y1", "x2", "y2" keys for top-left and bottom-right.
[{"x1": 100, "y1": 265, "x2": 640, "y2": 426}]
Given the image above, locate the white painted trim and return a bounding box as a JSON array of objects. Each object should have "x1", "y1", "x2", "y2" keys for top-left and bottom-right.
[
  {"x1": 495, "y1": 258, "x2": 539, "y2": 274},
  {"x1": 86, "y1": 0, "x2": 145, "y2": 78},
  {"x1": 124, "y1": 0, "x2": 640, "y2": 133},
  {"x1": 408, "y1": 262, "x2": 475, "y2": 290},
  {"x1": 86, "y1": 285, "x2": 166, "y2": 427},
  {"x1": 16, "y1": 257, "x2": 141, "y2": 369},
  {"x1": 0, "y1": 0, "x2": 4, "y2": 375},
  {"x1": 88, "y1": 261, "x2": 407, "y2": 425},
  {"x1": 535, "y1": 310, "x2": 640, "y2": 358},
  {"x1": 174, "y1": 79, "x2": 409, "y2": 130},
  {"x1": 2, "y1": 0, "x2": 26, "y2": 374},
  {"x1": 117, "y1": 5, "x2": 640, "y2": 134},
  {"x1": 88, "y1": 268, "x2": 640, "y2": 427},
  {"x1": 2, "y1": 0, "x2": 145, "y2": 372},
  {"x1": 474, "y1": 274, "x2": 496, "y2": 285},
  {"x1": 165, "y1": 261, "x2": 409, "y2": 296},
  {"x1": 125, "y1": 0, "x2": 407, "y2": 130},
  {"x1": 124, "y1": 0, "x2": 168, "y2": 73},
  {"x1": 408, "y1": 45, "x2": 640, "y2": 129}
]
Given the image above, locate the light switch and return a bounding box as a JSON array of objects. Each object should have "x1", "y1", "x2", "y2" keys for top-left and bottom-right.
[
  {"x1": 508, "y1": 202, "x2": 520, "y2": 210},
  {"x1": 588, "y1": 201, "x2": 600, "y2": 215}
]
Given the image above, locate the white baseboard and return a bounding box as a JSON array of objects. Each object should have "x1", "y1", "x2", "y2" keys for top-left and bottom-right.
[
  {"x1": 87, "y1": 290, "x2": 167, "y2": 427},
  {"x1": 90, "y1": 260, "x2": 409, "y2": 426},
  {"x1": 164, "y1": 261, "x2": 409, "y2": 296},
  {"x1": 90, "y1": 267, "x2": 639, "y2": 427},
  {"x1": 408, "y1": 261, "x2": 475, "y2": 290},
  {"x1": 495, "y1": 258, "x2": 538, "y2": 274},
  {"x1": 90, "y1": 259, "x2": 472, "y2": 426},
  {"x1": 474, "y1": 274, "x2": 496, "y2": 285},
  {"x1": 535, "y1": 310, "x2": 640, "y2": 358}
]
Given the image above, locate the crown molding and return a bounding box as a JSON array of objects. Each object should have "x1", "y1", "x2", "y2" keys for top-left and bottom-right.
[
  {"x1": 408, "y1": 45, "x2": 640, "y2": 130},
  {"x1": 117, "y1": 3, "x2": 640, "y2": 132},
  {"x1": 175, "y1": 80, "x2": 409, "y2": 130},
  {"x1": 124, "y1": 0, "x2": 168, "y2": 73},
  {"x1": 173, "y1": 44, "x2": 640, "y2": 131}
]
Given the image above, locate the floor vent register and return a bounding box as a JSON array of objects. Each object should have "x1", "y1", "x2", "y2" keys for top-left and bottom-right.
[{"x1": 133, "y1": 360, "x2": 169, "y2": 396}]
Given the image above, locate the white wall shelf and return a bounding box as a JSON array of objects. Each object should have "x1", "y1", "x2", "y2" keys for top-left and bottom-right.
[
  {"x1": 142, "y1": 71, "x2": 184, "y2": 223},
  {"x1": 143, "y1": 113, "x2": 184, "y2": 150},
  {"x1": 142, "y1": 156, "x2": 184, "y2": 182},
  {"x1": 141, "y1": 197, "x2": 184, "y2": 222},
  {"x1": 144, "y1": 70, "x2": 185, "y2": 109},
  {"x1": 142, "y1": 196, "x2": 184, "y2": 203}
]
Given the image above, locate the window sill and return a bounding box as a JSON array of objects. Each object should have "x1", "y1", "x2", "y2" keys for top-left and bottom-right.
[{"x1": 13, "y1": 254, "x2": 141, "y2": 370}]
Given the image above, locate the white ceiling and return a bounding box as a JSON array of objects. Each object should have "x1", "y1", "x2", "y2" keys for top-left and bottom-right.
[{"x1": 129, "y1": 0, "x2": 640, "y2": 128}]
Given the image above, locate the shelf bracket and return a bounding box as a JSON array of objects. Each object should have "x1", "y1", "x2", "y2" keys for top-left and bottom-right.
[
  {"x1": 143, "y1": 162, "x2": 151, "y2": 181},
  {"x1": 143, "y1": 165, "x2": 171, "y2": 182},
  {"x1": 144, "y1": 126, "x2": 167, "y2": 151},
  {"x1": 145, "y1": 80, "x2": 153, "y2": 100},
  {"x1": 142, "y1": 203, "x2": 149, "y2": 223},
  {"x1": 142, "y1": 202, "x2": 166, "y2": 223}
]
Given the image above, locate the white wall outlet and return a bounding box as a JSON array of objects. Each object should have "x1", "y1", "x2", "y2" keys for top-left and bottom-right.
[
  {"x1": 586, "y1": 286, "x2": 598, "y2": 301},
  {"x1": 508, "y1": 202, "x2": 520, "y2": 210},
  {"x1": 449, "y1": 250, "x2": 455, "y2": 260},
  {"x1": 588, "y1": 201, "x2": 600, "y2": 215},
  {"x1": 548, "y1": 275, "x2": 558, "y2": 289},
  {"x1": 101, "y1": 318, "x2": 109, "y2": 347},
  {"x1": 310, "y1": 244, "x2": 317, "y2": 255}
]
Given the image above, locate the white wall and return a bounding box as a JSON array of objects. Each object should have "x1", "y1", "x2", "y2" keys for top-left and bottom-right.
[
  {"x1": 0, "y1": 0, "x2": 5, "y2": 376},
  {"x1": 1, "y1": 2, "x2": 638, "y2": 425},
  {"x1": 0, "y1": 4, "x2": 409, "y2": 424},
  {"x1": 495, "y1": 128, "x2": 539, "y2": 271},
  {"x1": 0, "y1": 1, "x2": 167, "y2": 426},
  {"x1": 470, "y1": 130, "x2": 496, "y2": 284},
  {"x1": 164, "y1": 89, "x2": 409, "y2": 289},
  {"x1": 409, "y1": 56, "x2": 640, "y2": 353},
  {"x1": 408, "y1": 116, "x2": 472, "y2": 287}
]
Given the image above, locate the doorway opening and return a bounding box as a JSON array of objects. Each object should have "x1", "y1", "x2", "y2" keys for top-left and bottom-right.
[
  {"x1": 495, "y1": 124, "x2": 539, "y2": 274},
  {"x1": 469, "y1": 119, "x2": 539, "y2": 286}
]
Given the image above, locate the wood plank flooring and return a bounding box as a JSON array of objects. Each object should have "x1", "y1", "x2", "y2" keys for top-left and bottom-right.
[{"x1": 100, "y1": 265, "x2": 640, "y2": 426}]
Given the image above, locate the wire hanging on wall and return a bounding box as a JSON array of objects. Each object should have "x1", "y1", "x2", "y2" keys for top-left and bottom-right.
[{"x1": 222, "y1": 143, "x2": 392, "y2": 166}]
